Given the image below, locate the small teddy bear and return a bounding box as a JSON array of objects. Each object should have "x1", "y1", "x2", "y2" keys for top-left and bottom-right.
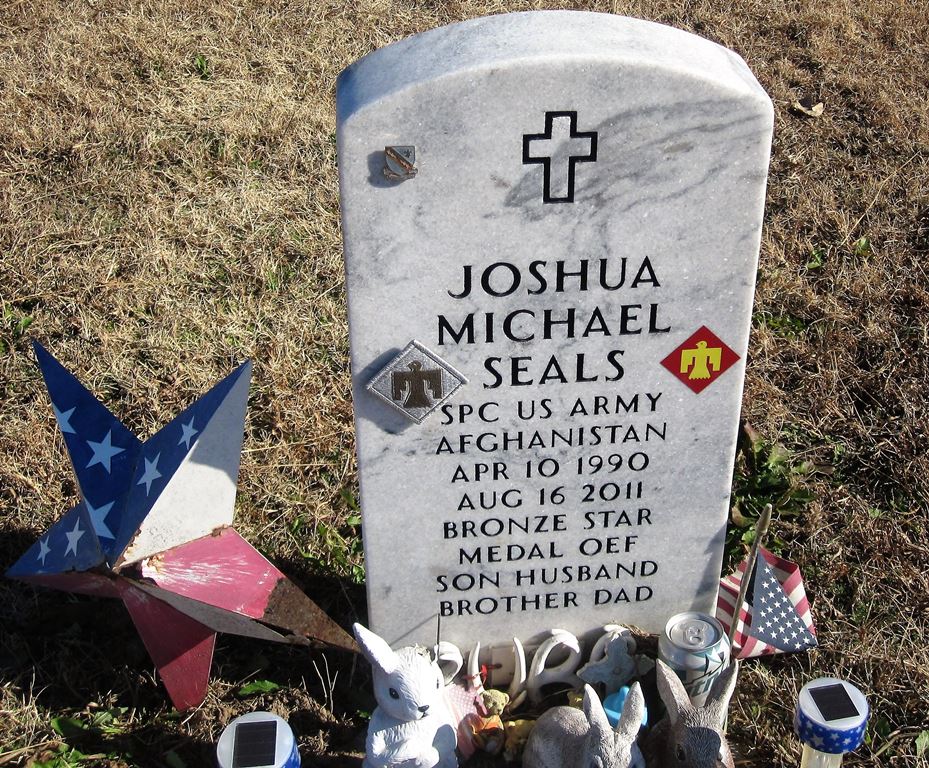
[
  {"x1": 469, "y1": 689, "x2": 510, "y2": 755},
  {"x1": 502, "y1": 718, "x2": 536, "y2": 763}
]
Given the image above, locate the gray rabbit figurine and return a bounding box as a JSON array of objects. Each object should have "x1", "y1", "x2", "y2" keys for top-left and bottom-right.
[
  {"x1": 354, "y1": 622, "x2": 458, "y2": 768},
  {"x1": 644, "y1": 660, "x2": 739, "y2": 768},
  {"x1": 523, "y1": 682, "x2": 646, "y2": 768}
]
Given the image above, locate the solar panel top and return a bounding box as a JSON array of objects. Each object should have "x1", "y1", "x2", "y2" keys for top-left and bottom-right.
[
  {"x1": 232, "y1": 720, "x2": 278, "y2": 768},
  {"x1": 809, "y1": 683, "x2": 860, "y2": 722}
]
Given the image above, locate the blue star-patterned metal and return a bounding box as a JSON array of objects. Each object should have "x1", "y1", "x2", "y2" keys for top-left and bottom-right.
[{"x1": 9, "y1": 342, "x2": 247, "y2": 574}]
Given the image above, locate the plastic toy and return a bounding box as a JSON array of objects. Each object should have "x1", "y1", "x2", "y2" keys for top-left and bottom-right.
[
  {"x1": 354, "y1": 622, "x2": 458, "y2": 768},
  {"x1": 468, "y1": 689, "x2": 510, "y2": 755},
  {"x1": 644, "y1": 660, "x2": 739, "y2": 768},
  {"x1": 523, "y1": 682, "x2": 646, "y2": 768},
  {"x1": 502, "y1": 718, "x2": 535, "y2": 763}
]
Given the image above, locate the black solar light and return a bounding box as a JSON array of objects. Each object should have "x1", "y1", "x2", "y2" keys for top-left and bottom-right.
[
  {"x1": 794, "y1": 678, "x2": 869, "y2": 768},
  {"x1": 216, "y1": 712, "x2": 300, "y2": 768}
]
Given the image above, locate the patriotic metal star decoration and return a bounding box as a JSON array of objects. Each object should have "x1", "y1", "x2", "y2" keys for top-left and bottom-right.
[{"x1": 7, "y1": 343, "x2": 356, "y2": 710}]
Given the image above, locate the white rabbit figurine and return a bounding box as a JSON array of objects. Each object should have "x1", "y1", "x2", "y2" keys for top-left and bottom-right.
[
  {"x1": 353, "y1": 622, "x2": 458, "y2": 768},
  {"x1": 644, "y1": 660, "x2": 739, "y2": 768},
  {"x1": 523, "y1": 682, "x2": 646, "y2": 768}
]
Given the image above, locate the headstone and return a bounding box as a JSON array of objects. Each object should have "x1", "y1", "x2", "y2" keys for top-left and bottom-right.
[{"x1": 337, "y1": 11, "x2": 773, "y2": 651}]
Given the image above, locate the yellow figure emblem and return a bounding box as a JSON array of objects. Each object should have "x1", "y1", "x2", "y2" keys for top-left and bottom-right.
[{"x1": 680, "y1": 340, "x2": 722, "y2": 380}]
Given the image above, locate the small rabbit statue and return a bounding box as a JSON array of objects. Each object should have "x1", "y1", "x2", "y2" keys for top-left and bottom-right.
[
  {"x1": 644, "y1": 660, "x2": 739, "y2": 768},
  {"x1": 354, "y1": 622, "x2": 458, "y2": 768},
  {"x1": 522, "y1": 682, "x2": 646, "y2": 768}
]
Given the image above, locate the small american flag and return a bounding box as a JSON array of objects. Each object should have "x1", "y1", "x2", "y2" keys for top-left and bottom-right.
[{"x1": 717, "y1": 546, "x2": 818, "y2": 658}]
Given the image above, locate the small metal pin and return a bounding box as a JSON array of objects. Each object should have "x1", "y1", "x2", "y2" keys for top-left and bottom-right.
[{"x1": 383, "y1": 146, "x2": 417, "y2": 181}]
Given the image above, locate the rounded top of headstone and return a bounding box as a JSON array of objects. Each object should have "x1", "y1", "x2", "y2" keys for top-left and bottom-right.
[{"x1": 337, "y1": 11, "x2": 771, "y2": 124}]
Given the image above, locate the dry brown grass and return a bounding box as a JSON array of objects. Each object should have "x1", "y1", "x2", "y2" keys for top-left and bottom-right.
[{"x1": 0, "y1": 0, "x2": 927, "y2": 766}]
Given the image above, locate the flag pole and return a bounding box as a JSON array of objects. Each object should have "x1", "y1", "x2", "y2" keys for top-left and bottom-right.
[{"x1": 727, "y1": 503, "x2": 773, "y2": 649}]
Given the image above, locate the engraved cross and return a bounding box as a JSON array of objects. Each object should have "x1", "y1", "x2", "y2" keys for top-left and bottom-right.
[{"x1": 522, "y1": 111, "x2": 598, "y2": 204}]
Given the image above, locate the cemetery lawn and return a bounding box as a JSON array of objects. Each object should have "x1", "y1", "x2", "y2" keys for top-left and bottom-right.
[{"x1": 0, "y1": 1, "x2": 926, "y2": 766}]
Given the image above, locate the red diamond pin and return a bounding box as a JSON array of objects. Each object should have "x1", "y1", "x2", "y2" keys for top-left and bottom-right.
[{"x1": 660, "y1": 326, "x2": 740, "y2": 394}]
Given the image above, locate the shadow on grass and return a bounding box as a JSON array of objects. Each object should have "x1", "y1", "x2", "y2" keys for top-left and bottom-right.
[{"x1": 1, "y1": 527, "x2": 370, "y2": 767}]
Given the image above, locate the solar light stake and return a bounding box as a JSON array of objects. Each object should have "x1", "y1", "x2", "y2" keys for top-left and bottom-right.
[
  {"x1": 794, "y1": 678, "x2": 868, "y2": 768},
  {"x1": 799, "y1": 744, "x2": 843, "y2": 768}
]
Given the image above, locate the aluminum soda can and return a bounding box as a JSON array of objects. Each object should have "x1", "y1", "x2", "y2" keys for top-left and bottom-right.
[{"x1": 658, "y1": 611, "x2": 730, "y2": 707}]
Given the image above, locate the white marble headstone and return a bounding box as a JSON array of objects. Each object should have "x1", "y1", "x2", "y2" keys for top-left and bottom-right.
[{"x1": 337, "y1": 11, "x2": 773, "y2": 650}]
